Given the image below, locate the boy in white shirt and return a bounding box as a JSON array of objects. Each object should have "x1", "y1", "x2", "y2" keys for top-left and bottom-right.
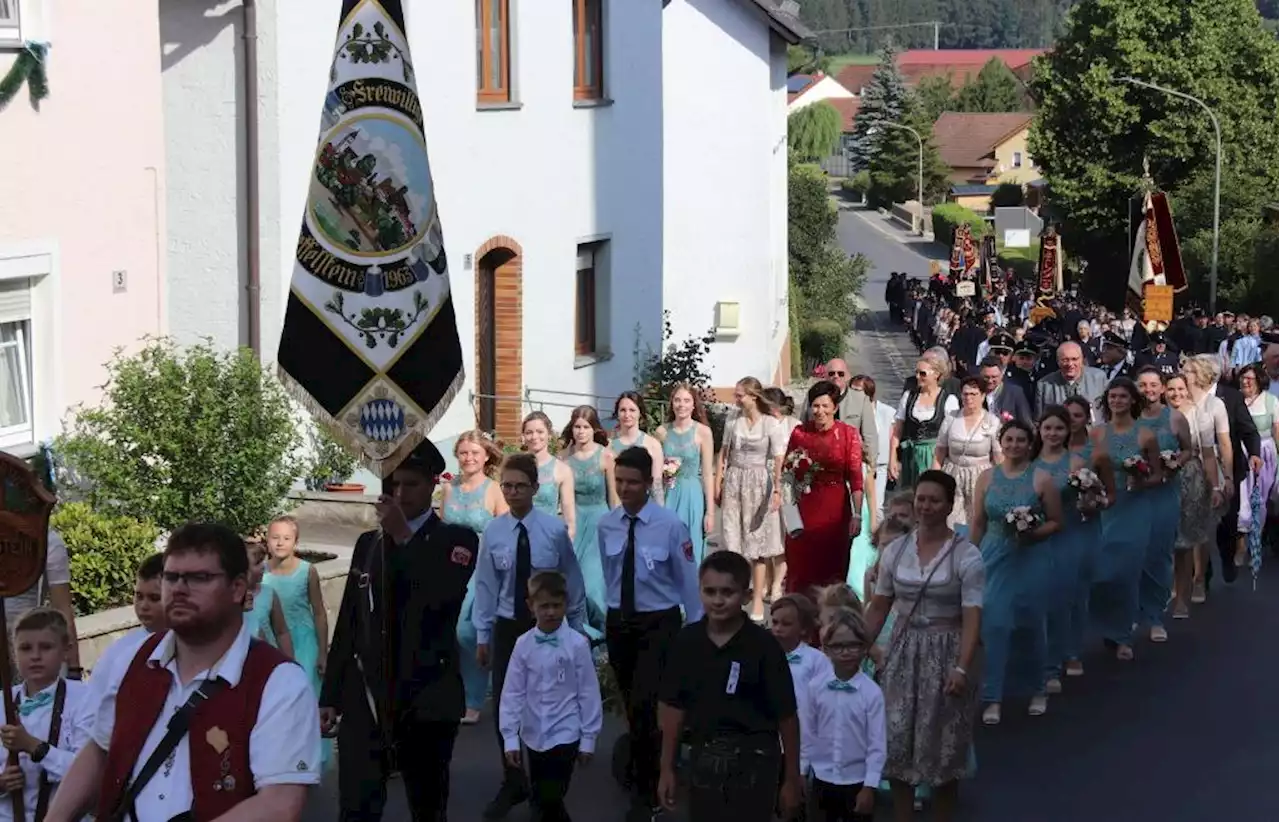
[
  {"x1": 499, "y1": 571, "x2": 602, "y2": 822},
  {"x1": 0, "y1": 607, "x2": 95, "y2": 822},
  {"x1": 803, "y1": 607, "x2": 886, "y2": 822},
  {"x1": 770, "y1": 595, "x2": 826, "y2": 759}
]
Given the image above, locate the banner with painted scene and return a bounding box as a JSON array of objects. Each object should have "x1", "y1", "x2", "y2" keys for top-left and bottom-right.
[{"x1": 277, "y1": 0, "x2": 463, "y2": 477}]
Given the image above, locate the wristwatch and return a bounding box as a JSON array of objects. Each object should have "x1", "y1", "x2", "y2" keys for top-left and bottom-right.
[{"x1": 31, "y1": 742, "x2": 50, "y2": 763}]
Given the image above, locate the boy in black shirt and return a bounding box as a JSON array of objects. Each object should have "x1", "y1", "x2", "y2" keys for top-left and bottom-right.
[{"x1": 657, "y1": 551, "x2": 802, "y2": 821}]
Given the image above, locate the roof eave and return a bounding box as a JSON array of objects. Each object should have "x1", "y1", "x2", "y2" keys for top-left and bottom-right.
[{"x1": 737, "y1": 0, "x2": 812, "y2": 44}]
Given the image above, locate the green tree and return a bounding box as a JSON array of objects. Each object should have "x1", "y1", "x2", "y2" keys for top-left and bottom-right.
[
  {"x1": 56, "y1": 338, "x2": 303, "y2": 536},
  {"x1": 787, "y1": 44, "x2": 832, "y2": 76},
  {"x1": 846, "y1": 43, "x2": 910, "y2": 170},
  {"x1": 955, "y1": 57, "x2": 1026, "y2": 112},
  {"x1": 788, "y1": 102, "x2": 844, "y2": 161},
  {"x1": 916, "y1": 74, "x2": 956, "y2": 121},
  {"x1": 1029, "y1": 0, "x2": 1278, "y2": 306},
  {"x1": 866, "y1": 99, "x2": 951, "y2": 208}
]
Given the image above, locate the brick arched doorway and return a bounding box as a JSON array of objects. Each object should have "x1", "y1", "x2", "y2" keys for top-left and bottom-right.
[{"x1": 474, "y1": 236, "x2": 523, "y2": 441}]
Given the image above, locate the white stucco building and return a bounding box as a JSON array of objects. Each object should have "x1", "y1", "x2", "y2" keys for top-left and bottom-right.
[{"x1": 158, "y1": 0, "x2": 805, "y2": 444}]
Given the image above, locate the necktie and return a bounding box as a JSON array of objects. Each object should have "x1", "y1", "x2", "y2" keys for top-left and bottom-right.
[
  {"x1": 786, "y1": 652, "x2": 802, "y2": 665},
  {"x1": 621, "y1": 515, "x2": 638, "y2": 617},
  {"x1": 514, "y1": 521, "x2": 533, "y2": 623},
  {"x1": 826, "y1": 679, "x2": 855, "y2": 692},
  {"x1": 19, "y1": 689, "x2": 54, "y2": 716},
  {"x1": 535, "y1": 633, "x2": 559, "y2": 647}
]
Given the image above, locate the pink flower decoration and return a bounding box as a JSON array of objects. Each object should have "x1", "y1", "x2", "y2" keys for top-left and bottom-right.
[
  {"x1": 1000, "y1": 411, "x2": 1013, "y2": 422},
  {"x1": 436, "y1": 471, "x2": 455, "y2": 482}
]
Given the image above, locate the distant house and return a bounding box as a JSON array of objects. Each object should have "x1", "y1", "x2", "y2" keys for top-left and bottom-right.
[
  {"x1": 836, "y1": 49, "x2": 1044, "y2": 97},
  {"x1": 787, "y1": 72, "x2": 860, "y2": 133},
  {"x1": 932, "y1": 112, "x2": 1039, "y2": 210}
]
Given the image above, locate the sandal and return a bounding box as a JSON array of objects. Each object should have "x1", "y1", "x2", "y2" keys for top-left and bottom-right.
[
  {"x1": 982, "y1": 703, "x2": 1002, "y2": 725},
  {"x1": 1045, "y1": 677, "x2": 1063, "y2": 695},
  {"x1": 1028, "y1": 695, "x2": 1048, "y2": 716},
  {"x1": 1065, "y1": 660, "x2": 1084, "y2": 677},
  {"x1": 1150, "y1": 625, "x2": 1168, "y2": 643},
  {"x1": 1116, "y1": 645, "x2": 1134, "y2": 661}
]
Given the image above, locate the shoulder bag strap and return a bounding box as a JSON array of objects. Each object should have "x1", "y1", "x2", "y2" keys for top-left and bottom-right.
[
  {"x1": 109, "y1": 678, "x2": 228, "y2": 822},
  {"x1": 33, "y1": 679, "x2": 67, "y2": 822}
]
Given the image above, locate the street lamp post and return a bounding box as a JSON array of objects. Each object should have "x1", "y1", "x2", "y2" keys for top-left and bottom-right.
[
  {"x1": 872, "y1": 122, "x2": 925, "y2": 234},
  {"x1": 1117, "y1": 76, "x2": 1222, "y2": 314}
]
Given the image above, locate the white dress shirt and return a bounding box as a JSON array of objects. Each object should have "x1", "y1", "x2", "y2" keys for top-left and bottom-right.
[
  {"x1": 85, "y1": 626, "x2": 153, "y2": 718},
  {"x1": 91, "y1": 621, "x2": 321, "y2": 821},
  {"x1": 0, "y1": 678, "x2": 94, "y2": 822},
  {"x1": 802, "y1": 671, "x2": 887, "y2": 787},
  {"x1": 498, "y1": 621, "x2": 603, "y2": 754},
  {"x1": 784, "y1": 643, "x2": 829, "y2": 771}
]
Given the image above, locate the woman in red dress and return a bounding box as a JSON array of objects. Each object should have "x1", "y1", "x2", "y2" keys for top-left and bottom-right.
[{"x1": 784, "y1": 380, "x2": 865, "y2": 596}]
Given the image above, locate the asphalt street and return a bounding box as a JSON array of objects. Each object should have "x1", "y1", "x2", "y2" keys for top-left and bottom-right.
[{"x1": 302, "y1": 206, "x2": 1279, "y2": 820}]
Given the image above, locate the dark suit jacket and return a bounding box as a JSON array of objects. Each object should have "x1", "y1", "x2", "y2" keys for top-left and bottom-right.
[
  {"x1": 1215, "y1": 382, "x2": 1262, "y2": 486},
  {"x1": 321, "y1": 515, "x2": 478, "y2": 729},
  {"x1": 986, "y1": 383, "x2": 1033, "y2": 424}
]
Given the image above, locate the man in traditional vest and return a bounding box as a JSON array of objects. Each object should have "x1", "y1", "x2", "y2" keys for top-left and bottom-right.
[
  {"x1": 44, "y1": 522, "x2": 321, "y2": 822},
  {"x1": 320, "y1": 437, "x2": 479, "y2": 821}
]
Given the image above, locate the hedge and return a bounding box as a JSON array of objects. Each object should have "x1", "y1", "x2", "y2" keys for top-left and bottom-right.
[
  {"x1": 52, "y1": 502, "x2": 161, "y2": 616},
  {"x1": 799, "y1": 318, "x2": 846, "y2": 369},
  {"x1": 931, "y1": 203, "x2": 986, "y2": 246}
]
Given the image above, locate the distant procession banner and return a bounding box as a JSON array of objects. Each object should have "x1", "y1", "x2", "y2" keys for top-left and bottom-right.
[{"x1": 277, "y1": 0, "x2": 463, "y2": 477}]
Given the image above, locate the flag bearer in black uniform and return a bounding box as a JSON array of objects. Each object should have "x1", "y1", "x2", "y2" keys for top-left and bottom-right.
[
  {"x1": 657, "y1": 551, "x2": 802, "y2": 822},
  {"x1": 320, "y1": 439, "x2": 479, "y2": 822},
  {"x1": 599, "y1": 446, "x2": 703, "y2": 822}
]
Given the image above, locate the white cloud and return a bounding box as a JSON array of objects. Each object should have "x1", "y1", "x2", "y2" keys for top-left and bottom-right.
[{"x1": 346, "y1": 129, "x2": 431, "y2": 222}]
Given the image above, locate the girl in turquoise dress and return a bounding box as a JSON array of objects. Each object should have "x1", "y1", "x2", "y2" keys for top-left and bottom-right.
[
  {"x1": 610, "y1": 391, "x2": 667, "y2": 502},
  {"x1": 1135, "y1": 367, "x2": 1192, "y2": 643},
  {"x1": 1093, "y1": 378, "x2": 1164, "y2": 661},
  {"x1": 1060, "y1": 396, "x2": 1113, "y2": 679},
  {"x1": 523, "y1": 411, "x2": 576, "y2": 531},
  {"x1": 440, "y1": 430, "x2": 507, "y2": 723},
  {"x1": 560, "y1": 406, "x2": 617, "y2": 641},
  {"x1": 1034, "y1": 406, "x2": 1091, "y2": 694},
  {"x1": 263, "y1": 516, "x2": 329, "y2": 763},
  {"x1": 968, "y1": 419, "x2": 1064, "y2": 724},
  {"x1": 656, "y1": 384, "x2": 715, "y2": 567},
  {"x1": 244, "y1": 540, "x2": 292, "y2": 657}
]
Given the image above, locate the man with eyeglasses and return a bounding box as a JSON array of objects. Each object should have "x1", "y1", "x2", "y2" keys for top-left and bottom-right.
[
  {"x1": 45, "y1": 522, "x2": 321, "y2": 822},
  {"x1": 803, "y1": 358, "x2": 878, "y2": 470},
  {"x1": 475, "y1": 451, "x2": 586, "y2": 820},
  {"x1": 319, "y1": 437, "x2": 480, "y2": 822}
]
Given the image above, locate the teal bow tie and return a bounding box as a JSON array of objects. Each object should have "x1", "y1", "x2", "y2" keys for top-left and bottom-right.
[
  {"x1": 826, "y1": 679, "x2": 855, "y2": 692},
  {"x1": 19, "y1": 690, "x2": 53, "y2": 716},
  {"x1": 786, "y1": 652, "x2": 802, "y2": 665},
  {"x1": 535, "y1": 634, "x2": 559, "y2": 647}
]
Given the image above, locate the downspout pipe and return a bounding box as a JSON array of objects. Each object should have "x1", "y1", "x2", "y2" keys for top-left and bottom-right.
[{"x1": 244, "y1": 0, "x2": 262, "y2": 355}]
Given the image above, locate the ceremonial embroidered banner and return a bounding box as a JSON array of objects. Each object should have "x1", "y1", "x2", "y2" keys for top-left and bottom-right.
[{"x1": 277, "y1": 0, "x2": 463, "y2": 477}]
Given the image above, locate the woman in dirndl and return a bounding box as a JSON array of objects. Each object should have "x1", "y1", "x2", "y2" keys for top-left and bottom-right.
[
  {"x1": 1236, "y1": 363, "x2": 1278, "y2": 572},
  {"x1": 889, "y1": 356, "x2": 959, "y2": 491},
  {"x1": 864, "y1": 470, "x2": 983, "y2": 822},
  {"x1": 932, "y1": 377, "x2": 1001, "y2": 526}
]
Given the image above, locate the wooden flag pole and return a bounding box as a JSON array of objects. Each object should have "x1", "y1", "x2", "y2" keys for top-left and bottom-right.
[{"x1": 0, "y1": 601, "x2": 24, "y2": 822}]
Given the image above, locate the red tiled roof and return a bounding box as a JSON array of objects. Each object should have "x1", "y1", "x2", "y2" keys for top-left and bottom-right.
[
  {"x1": 826, "y1": 97, "x2": 861, "y2": 132},
  {"x1": 932, "y1": 112, "x2": 1034, "y2": 170},
  {"x1": 837, "y1": 49, "x2": 1046, "y2": 94}
]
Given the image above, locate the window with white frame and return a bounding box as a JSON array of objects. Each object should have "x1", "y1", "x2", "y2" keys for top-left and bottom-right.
[
  {"x1": 1013, "y1": 151, "x2": 1023, "y2": 168},
  {"x1": 0, "y1": 0, "x2": 21, "y2": 45},
  {"x1": 0, "y1": 278, "x2": 34, "y2": 449}
]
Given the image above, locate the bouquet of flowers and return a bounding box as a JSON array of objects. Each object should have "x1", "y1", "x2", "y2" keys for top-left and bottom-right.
[
  {"x1": 782, "y1": 449, "x2": 819, "y2": 496},
  {"x1": 999, "y1": 410, "x2": 1014, "y2": 422},
  {"x1": 1122, "y1": 455, "x2": 1151, "y2": 477},
  {"x1": 781, "y1": 449, "x2": 820, "y2": 537},
  {"x1": 1067, "y1": 466, "x2": 1106, "y2": 511},
  {"x1": 662, "y1": 457, "x2": 682, "y2": 490},
  {"x1": 1159, "y1": 449, "x2": 1181, "y2": 473},
  {"x1": 1004, "y1": 505, "x2": 1044, "y2": 535}
]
